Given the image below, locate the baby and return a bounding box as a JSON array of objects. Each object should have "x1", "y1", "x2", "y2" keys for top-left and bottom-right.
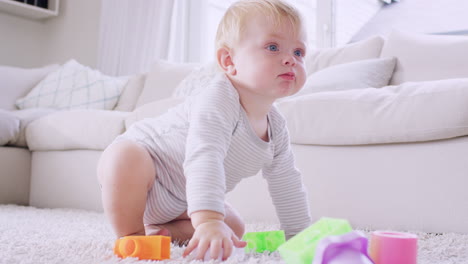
[{"x1": 97, "y1": 0, "x2": 311, "y2": 260}]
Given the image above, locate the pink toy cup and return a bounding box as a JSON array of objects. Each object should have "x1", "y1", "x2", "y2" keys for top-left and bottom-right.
[{"x1": 369, "y1": 231, "x2": 418, "y2": 264}]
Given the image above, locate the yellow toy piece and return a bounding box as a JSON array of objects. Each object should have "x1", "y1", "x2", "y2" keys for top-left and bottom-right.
[{"x1": 114, "y1": 235, "x2": 171, "y2": 260}]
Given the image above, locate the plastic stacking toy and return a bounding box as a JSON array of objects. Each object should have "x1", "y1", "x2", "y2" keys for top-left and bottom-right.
[
  {"x1": 278, "y1": 218, "x2": 352, "y2": 264},
  {"x1": 369, "y1": 231, "x2": 418, "y2": 264},
  {"x1": 312, "y1": 231, "x2": 374, "y2": 264},
  {"x1": 114, "y1": 235, "x2": 171, "y2": 260},
  {"x1": 242, "y1": 230, "x2": 286, "y2": 253}
]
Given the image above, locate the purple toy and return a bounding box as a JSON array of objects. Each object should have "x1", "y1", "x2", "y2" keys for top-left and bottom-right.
[{"x1": 312, "y1": 231, "x2": 374, "y2": 264}]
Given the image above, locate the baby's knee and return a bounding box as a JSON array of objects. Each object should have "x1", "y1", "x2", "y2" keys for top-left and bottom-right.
[{"x1": 97, "y1": 140, "x2": 155, "y2": 188}]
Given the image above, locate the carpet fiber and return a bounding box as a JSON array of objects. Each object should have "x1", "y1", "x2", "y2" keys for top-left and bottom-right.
[{"x1": 1, "y1": 205, "x2": 467, "y2": 263}]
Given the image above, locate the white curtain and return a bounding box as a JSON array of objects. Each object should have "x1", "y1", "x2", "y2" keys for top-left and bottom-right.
[{"x1": 97, "y1": 0, "x2": 199, "y2": 76}]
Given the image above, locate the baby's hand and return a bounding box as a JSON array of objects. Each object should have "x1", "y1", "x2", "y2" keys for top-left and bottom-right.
[{"x1": 182, "y1": 212, "x2": 246, "y2": 260}]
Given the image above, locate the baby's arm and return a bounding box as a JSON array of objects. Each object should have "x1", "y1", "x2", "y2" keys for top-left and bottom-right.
[
  {"x1": 263, "y1": 114, "x2": 312, "y2": 238},
  {"x1": 182, "y1": 75, "x2": 244, "y2": 260}
]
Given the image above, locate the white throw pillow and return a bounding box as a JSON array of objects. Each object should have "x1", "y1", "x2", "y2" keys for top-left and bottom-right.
[
  {"x1": 135, "y1": 60, "x2": 199, "y2": 108},
  {"x1": 293, "y1": 57, "x2": 396, "y2": 97},
  {"x1": 0, "y1": 110, "x2": 20, "y2": 145},
  {"x1": 381, "y1": 30, "x2": 468, "y2": 85},
  {"x1": 172, "y1": 62, "x2": 220, "y2": 98},
  {"x1": 277, "y1": 78, "x2": 468, "y2": 145},
  {"x1": 15, "y1": 60, "x2": 128, "y2": 110},
  {"x1": 0, "y1": 64, "x2": 59, "y2": 110},
  {"x1": 305, "y1": 35, "x2": 385, "y2": 75}
]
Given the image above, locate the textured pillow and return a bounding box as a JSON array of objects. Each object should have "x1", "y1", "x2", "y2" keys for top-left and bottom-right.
[
  {"x1": 305, "y1": 35, "x2": 385, "y2": 75},
  {"x1": 0, "y1": 64, "x2": 59, "y2": 110},
  {"x1": 114, "y1": 73, "x2": 146, "y2": 111},
  {"x1": 0, "y1": 110, "x2": 20, "y2": 145},
  {"x1": 293, "y1": 57, "x2": 396, "y2": 97},
  {"x1": 277, "y1": 78, "x2": 468, "y2": 145},
  {"x1": 172, "y1": 62, "x2": 220, "y2": 98},
  {"x1": 381, "y1": 31, "x2": 468, "y2": 85},
  {"x1": 16, "y1": 60, "x2": 128, "y2": 110},
  {"x1": 135, "y1": 60, "x2": 198, "y2": 108}
]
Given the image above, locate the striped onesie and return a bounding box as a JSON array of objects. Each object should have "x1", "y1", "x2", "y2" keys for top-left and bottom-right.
[{"x1": 114, "y1": 73, "x2": 311, "y2": 238}]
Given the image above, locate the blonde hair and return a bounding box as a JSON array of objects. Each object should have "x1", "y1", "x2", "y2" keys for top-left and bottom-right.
[{"x1": 215, "y1": 0, "x2": 304, "y2": 51}]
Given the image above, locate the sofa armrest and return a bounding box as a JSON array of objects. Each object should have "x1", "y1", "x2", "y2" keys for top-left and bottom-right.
[{"x1": 26, "y1": 110, "x2": 130, "y2": 151}]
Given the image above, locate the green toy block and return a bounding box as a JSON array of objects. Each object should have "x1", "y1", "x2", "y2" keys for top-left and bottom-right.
[
  {"x1": 242, "y1": 230, "x2": 286, "y2": 253},
  {"x1": 278, "y1": 218, "x2": 352, "y2": 264}
]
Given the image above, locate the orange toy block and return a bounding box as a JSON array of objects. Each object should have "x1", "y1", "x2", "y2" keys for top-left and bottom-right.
[{"x1": 114, "y1": 235, "x2": 171, "y2": 260}]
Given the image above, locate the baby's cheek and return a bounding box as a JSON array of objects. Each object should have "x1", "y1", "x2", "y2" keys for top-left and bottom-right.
[{"x1": 297, "y1": 70, "x2": 307, "y2": 88}]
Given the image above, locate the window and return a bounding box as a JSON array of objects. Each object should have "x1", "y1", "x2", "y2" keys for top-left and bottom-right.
[{"x1": 315, "y1": 0, "x2": 382, "y2": 48}]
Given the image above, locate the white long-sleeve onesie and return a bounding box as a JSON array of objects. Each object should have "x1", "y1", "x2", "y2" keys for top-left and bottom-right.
[{"x1": 114, "y1": 73, "x2": 311, "y2": 238}]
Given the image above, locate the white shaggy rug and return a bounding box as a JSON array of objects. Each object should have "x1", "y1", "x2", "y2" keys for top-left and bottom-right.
[{"x1": 1, "y1": 205, "x2": 467, "y2": 264}]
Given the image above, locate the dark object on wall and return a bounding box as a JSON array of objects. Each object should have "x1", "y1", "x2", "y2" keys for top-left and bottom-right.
[
  {"x1": 36, "y1": 0, "x2": 48, "y2": 9},
  {"x1": 15, "y1": 0, "x2": 48, "y2": 9}
]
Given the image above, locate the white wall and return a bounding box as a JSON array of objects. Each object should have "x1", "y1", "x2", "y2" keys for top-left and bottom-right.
[
  {"x1": 0, "y1": 11, "x2": 47, "y2": 67},
  {"x1": 0, "y1": 0, "x2": 101, "y2": 68}
]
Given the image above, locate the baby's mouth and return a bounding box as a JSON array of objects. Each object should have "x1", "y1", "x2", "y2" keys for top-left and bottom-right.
[{"x1": 279, "y1": 72, "x2": 295, "y2": 80}]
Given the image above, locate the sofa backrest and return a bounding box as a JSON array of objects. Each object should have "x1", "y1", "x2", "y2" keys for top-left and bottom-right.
[
  {"x1": 133, "y1": 60, "x2": 199, "y2": 109},
  {"x1": 0, "y1": 64, "x2": 59, "y2": 110}
]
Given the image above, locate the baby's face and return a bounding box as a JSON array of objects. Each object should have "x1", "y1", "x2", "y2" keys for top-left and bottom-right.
[{"x1": 230, "y1": 14, "x2": 307, "y2": 100}]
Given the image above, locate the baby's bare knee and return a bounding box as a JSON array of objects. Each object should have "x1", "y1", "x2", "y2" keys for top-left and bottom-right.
[{"x1": 97, "y1": 140, "x2": 155, "y2": 189}]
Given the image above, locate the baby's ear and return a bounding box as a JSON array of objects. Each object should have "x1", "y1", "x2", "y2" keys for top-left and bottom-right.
[{"x1": 216, "y1": 47, "x2": 236, "y2": 75}]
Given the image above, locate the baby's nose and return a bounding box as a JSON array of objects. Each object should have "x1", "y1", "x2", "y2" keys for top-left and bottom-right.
[{"x1": 282, "y1": 55, "x2": 296, "y2": 66}]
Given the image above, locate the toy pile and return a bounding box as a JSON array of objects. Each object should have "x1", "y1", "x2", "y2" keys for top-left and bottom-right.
[{"x1": 113, "y1": 217, "x2": 418, "y2": 263}]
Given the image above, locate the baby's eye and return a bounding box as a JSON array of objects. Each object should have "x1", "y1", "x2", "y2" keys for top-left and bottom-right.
[
  {"x1": 267, "y1": 44, "x2": 279, "y2": 52},
  {"x1": 294, "y1": 49, "x2": 304, "y2": 57}
]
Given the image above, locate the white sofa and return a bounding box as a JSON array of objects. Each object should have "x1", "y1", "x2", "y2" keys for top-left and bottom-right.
[{"x1": 2, "y1": 31, "x2": 468, "y2": 234}]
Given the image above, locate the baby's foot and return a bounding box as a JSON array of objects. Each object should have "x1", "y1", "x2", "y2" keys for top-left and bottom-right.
[
  {"x1": 145, "y1": 221, "x2": 194, "y2": 246},
  {"x1": 145, "y1": 224, "x2": 171, "y2": 237}
]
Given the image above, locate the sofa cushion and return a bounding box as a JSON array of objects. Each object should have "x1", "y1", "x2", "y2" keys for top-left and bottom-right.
[
  {"x1": 292, "y1": 57, "x2": 396, "y2": 98},
  {"x1": 0, "y1": 147, "x2": 30, "y2": 205},
  {"x1": 305, "y1": 35, "x2": 385, "y2": 75},
  {"x1": 381, "y1": 31, "x2": 468, "y2": 85},
  {"x1": 8, "y1": 108, "x2": 56, "y2": 147},
  {"x1": 277, "y1": 78, "x2": 468, "y2": 145},
  {"x1": 0, "y1": 110, "x2": 20, "y2": 145},
  {"x1": 0, "y1": 64, "x2": 59, "y2": 110},
  {"x1": 26, "y1": 110, "x2": 130, "y2": 151},
  {"x1": 16, "y1": 60, "x2": 129, "y2": 110},
  {"x1": 114, "y1": 73, "x2": 146, "y2": 112},
  {"x1": 135, "y1": 60, "x2": 198, "y2": 108}
]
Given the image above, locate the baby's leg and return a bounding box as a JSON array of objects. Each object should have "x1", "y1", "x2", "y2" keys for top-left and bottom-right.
[
  {"x1": 97, "y1": 140, "x2": 156, "y2": 238},
  {"x1": 145, "y1": 202, "x2": 245, "y2": 245}
]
